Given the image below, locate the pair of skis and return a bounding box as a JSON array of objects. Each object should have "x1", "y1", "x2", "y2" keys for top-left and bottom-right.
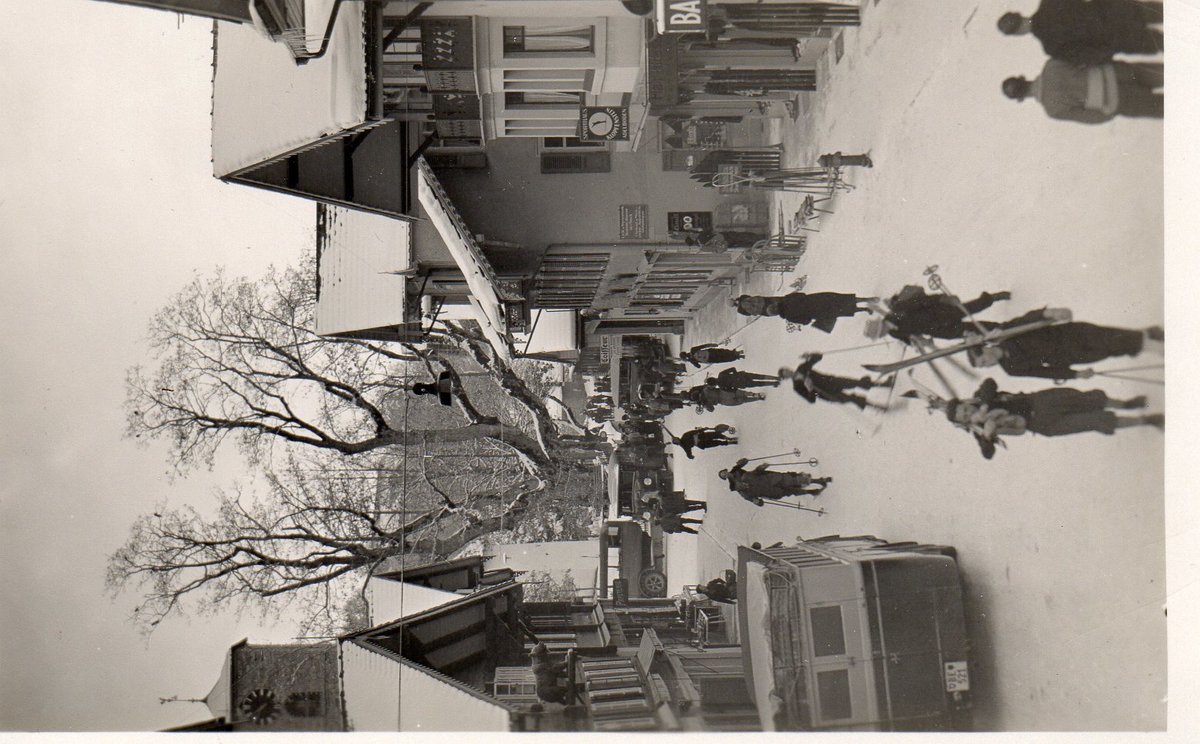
[{"x1": 862, "y1": 317, "x2": 1060, "y2": 375}]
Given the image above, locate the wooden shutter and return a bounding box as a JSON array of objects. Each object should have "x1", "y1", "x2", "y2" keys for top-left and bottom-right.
[{"x1": 541, "y1": 151, "x2": 611, "y2": 174}]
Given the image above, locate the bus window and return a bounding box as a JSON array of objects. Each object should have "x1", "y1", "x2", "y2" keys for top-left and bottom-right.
[{"x1": 809, "y1": 606, "x2": 847, "y2": 657}]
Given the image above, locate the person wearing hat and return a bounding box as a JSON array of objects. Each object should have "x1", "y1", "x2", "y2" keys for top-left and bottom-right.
[
  {"x1": 1002, "y1": 59, "x2": 1163, "y2": 123},
  {"x1": 711, "y1": 367, "x2": 781, "y2": 392},
  {"x1": 997, "y1": 0, "x2": 1162, "y2": 65},
  {"x1": 818, "y1": 151, "x2": 874, "y2": 169},
  {"x1": 966, "y1": 308, "x2": 1163, "y2": 380},
  {"x1": 719, "y1": 458, "x2": 831, "y2": 506},
  {"x1": 938, "y1": 377, "x2": 1163, "y2": 459},
  {"x1": 672, "y1": 425, "x2": 739, "y2": 459},
  {"x1": 680, "y1": 343, "x2": 744, "y2": 367},
  {"x1": 781, "y1": 352, "x2": 893, "y2": 410},
  {"x1": 734, "y1": 291, "x2": 878, "y2": 334},
  {"x1": 867, "y1": 285, "x2": 1012, "y2": 345}
]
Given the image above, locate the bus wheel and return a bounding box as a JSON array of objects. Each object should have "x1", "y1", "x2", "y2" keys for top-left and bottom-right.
[{"x1": 639, "y1": 569, "x2": 668, "y2": 597}]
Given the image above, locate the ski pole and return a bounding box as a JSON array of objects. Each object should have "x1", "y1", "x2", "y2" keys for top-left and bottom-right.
[
  {"x1": 1099, "y1": 364, "x2": 1164, "y2": 373},
  {"x1": 770, "y1": 459, "x2": 820, "y2": 467},
  {"x1": 924, "y1": 265, "x2": 992, "y2": 338},
  {"x1": 1094, "y1": 372, "x2": 1165, "y2": 385},
  {"x1": 722, "y1": 316, "x2": 761, "y2": 344},
  {"x1": 761, "y1": 501, "x2": 826, "y2": 515},
  {"x1": 741, "y1": 448, "x2": 804, "y2": 463}
]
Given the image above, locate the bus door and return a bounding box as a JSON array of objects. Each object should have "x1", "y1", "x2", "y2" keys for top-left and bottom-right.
[{"x1": 801, "y1": 567, "x2": 876, "y2": 729}]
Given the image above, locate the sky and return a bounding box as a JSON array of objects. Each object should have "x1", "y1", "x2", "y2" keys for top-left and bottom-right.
[
  {"x1": 0, "y1": 0, "x2": 317, "y2": 731},
  {"x1": 1, "y1": 0, "x2": 1199, "y2": 737}
]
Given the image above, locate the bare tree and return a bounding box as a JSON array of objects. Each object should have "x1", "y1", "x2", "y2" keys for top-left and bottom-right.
[{"x1": 116, "y1": 260, "x2": 609, "y2": 633}]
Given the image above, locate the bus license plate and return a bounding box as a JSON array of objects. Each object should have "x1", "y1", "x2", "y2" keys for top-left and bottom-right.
[{"x1": 944, "y1": 661, "x2": 970, "y2": 692}]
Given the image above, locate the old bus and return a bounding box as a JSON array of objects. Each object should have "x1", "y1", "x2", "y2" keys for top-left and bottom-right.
[{"x1": 738, "y1": 536, "x2": 972, "y2": 731}]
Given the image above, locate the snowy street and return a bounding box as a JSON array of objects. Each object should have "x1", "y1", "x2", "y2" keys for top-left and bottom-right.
[{"x1": 666, "y1": 0, "x2": 1165, "y2": 731}]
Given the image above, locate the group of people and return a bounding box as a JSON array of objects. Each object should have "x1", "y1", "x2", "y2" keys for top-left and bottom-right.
[{"x1": 998, "y1": 0, "x2": 1163, "y2": 122}]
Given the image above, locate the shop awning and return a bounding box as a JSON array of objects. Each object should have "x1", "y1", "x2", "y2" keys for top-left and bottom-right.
[{"x1": 415, "y1": 158, "x2": 512, "y2": 359}]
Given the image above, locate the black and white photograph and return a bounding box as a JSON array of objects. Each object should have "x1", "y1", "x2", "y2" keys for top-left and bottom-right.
[{"x1": 1, "y1": 0, "x2": 1195, "y2": 737}]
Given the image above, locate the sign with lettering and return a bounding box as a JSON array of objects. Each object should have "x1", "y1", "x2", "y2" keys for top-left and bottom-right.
[
  {"x1": 619, "y1": 204, "x2": 649, "y2": 239},
  {"x1": 656, "y1": 0, "x2": 709, "y2": 34},
  {"x1": 612, "y1": 578, "x2": 630, "y2": 605},
  {"x1": 668, "y1": 211, "x2": 713, "y2": 234},
  {"x1": 419, "y1": 18, "x2": 474, "y2": 70},
  {"x1": 579, "y1": 106, "x2": 630, "y2": 142}
]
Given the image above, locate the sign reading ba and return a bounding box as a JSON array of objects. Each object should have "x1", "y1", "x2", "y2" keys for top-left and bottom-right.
[
  {"x1": 655, "y1": 0, "x2": 708, "y2": 34},
  {"x1": 579, "y1": 106, "x2": 630, "y2": 142}
]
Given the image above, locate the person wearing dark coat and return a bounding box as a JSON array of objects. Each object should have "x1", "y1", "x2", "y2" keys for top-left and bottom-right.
[
  {"x1": 660, "y1": 490, "x2": 707, "y2": 516},
  {"x1": 998, "y1": 0, "x2": 1163, "y2": 65},
  {"x1": 780, "y1": 353, "x2": 892, "y2": 410},
  {"x1": 1003, "y1": 60, "x2": 1164, "y2": 123},
  {"x1": 735, "y1": 292, "x2": 878, "y2": 333},
  {"x1": 680, "y1": 343, "x2": 744, "y2": 367},
  {"x1": 818, "y1": 151, "x2": 874, "y2": 168},
  {"x1": 687, "y1": 384, "x2": 765, "y2": 412},
  {"x1": 872, "y1": 285, "x2": 1012, "y2": 343},
  {"x1": 712, "y1": 367, "x2": 781, "y2": 391},
  {"x1": 696, "y1": 577, "x2": 737, "y2": 604},
  {"x1": 660, "y1": 513, "x2": 704, "y2": 534},
  {"x1": 941, "y1": 377, "x2": 1162, "y2": 459},
  {"x1": 718, "y1": 458, "x2": 831, "y2": 506},
  {"x1": 674, "y1": 425, "x2": 738, "y2": 459},
  {"x1": 968, "y1": 308, "x2": 1163, "y2": 380}
]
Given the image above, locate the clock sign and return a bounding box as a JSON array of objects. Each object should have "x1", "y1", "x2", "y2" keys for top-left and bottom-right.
[
  {"x1": 578, "y1": 106, "x2": 630, "y2": 142},
  {"x1": 240, "y1": 688, "x2": 279, "y2": 725}
]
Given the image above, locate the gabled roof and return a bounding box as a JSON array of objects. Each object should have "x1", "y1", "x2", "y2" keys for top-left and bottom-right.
[
  {"x1": 340, "y1": 638, "x2": 514, "y2": 731},
  {"x1": 415, "y1": 158, "x2": 514, "y2": 359},
  {"x1": 315, "y1": 204, "x2": 411, "y2": 336},
  {"x1": 211, "y1": 1, "x2": 367, "y2": 177},
  {"x1": 366, "y1": 578, "x2": 462, "y2": 627}
]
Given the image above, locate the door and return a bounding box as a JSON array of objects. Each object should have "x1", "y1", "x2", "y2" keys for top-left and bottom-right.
[{"x1": 806, "y1": 600, "x2": 875, "y2": 728}]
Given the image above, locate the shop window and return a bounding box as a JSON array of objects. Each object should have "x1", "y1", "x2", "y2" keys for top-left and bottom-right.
[
  {"x1": 504, "y1": 25, "x2": 594, "y2": 55},
  {"x1": 505, "y1": 91, "x2": 584, "y2": 108},
  {"x1": 541, "y1": 152, "x2": 611, "y2": 174},
  {"x1": 543, "y1": 136, "x2": 604, "y2": 149}
]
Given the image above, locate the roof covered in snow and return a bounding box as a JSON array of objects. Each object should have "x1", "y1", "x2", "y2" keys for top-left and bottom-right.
[
  {"x1": 211, "y1": 1, "x2": 367, "y2": 177},
  {"x1": 315, "y1": 205, "x2": 411, "y2": 336},
  {"x1": 340, "y1": 640, "x2": 514, "y2": 732},
  {"x1": 365, "y1": 578, "x2": 462, "y2": 627}
]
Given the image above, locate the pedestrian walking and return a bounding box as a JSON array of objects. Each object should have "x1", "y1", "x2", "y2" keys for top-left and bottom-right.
[
  {"x1": 818, "y1": 151, "x2": 874, "y2": 168},
  {"x1": 719, "y1": 458, "x2": 831, "y2": 506},
  {"x1": 867, "y1": 285, "x2": 1012, "y2": 344},
  {"x1": 1003, "y1": 60, "x2": 1163, "y2": 123},
  {"x1": 781, "y1": 353, "x2": 893, "y2": 410},
  {"x1": 931, "y1": 377, "x2": 1163, "y2": 459},
  {"x1": 712, "y1": 367, "x2": 781, "y2": 391},
  {"x1": 734, "y1": 291, "x2": 878, "y2": 333},
  {"x1": 660, "y1": 513, "x2": 705, "y2": 534},
  {"x1": 659, "y1": 490, "x2": 707, "y2": 516},
  {"x1": 967, "y1": 308, "x2": 1163, "y2": 380},
  {"x1": 998, "y1": 0, "x2": 1163, "y2": 64},
  {"x1": 687, "y1": 384, "x2": 765, "y2": 412},
  {"x1": 673, "y1": 425, "x2": 739, "y2": 459},
  {"x1": 680, "y1": 343, "x2": 745, "y2": 367}
]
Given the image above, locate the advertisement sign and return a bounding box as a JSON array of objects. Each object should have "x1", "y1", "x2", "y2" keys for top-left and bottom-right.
[
  {"x1": 619, "y1": 204, "x2": 649, "y2": 239},
  {"x1": 579, "y1": 106, "x2": 630, "y2": 142},
  {"x1": 668, "y1": 211, "x2": 713, "y2": 234},
  {"x1": 655, "y1": 0, "x2": 708, "y2": 34}
]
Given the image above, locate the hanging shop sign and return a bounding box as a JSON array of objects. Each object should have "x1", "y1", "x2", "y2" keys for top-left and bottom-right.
[
  {"x1": 667, "y1": 211, "x2": 713, "y2": 234},
  {"x1": 655, "y1": 0, "x2": 708, "y2": 34},
  {"x1": 579, "y1": 106, "x2": 630, "y2": 142}
]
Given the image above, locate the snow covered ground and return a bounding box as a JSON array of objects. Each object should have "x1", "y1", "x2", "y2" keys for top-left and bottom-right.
[{"x1": 667, "y1": 0, "x2": 1165, "y2": 731}]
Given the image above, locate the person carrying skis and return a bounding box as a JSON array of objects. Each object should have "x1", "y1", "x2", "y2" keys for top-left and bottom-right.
[
  {"x1": 781, "y1": 353, "x2": 892, "y2": 410},
  {"x1": 868, "y1": 285, "x2": 1012, "y2": 344},
  {"x1": 966, "y1": 308, "x2": 1163, "y2": 380},
  {"x1": 933, "y1": 377, "x2": 1163, "y2": 459}
]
